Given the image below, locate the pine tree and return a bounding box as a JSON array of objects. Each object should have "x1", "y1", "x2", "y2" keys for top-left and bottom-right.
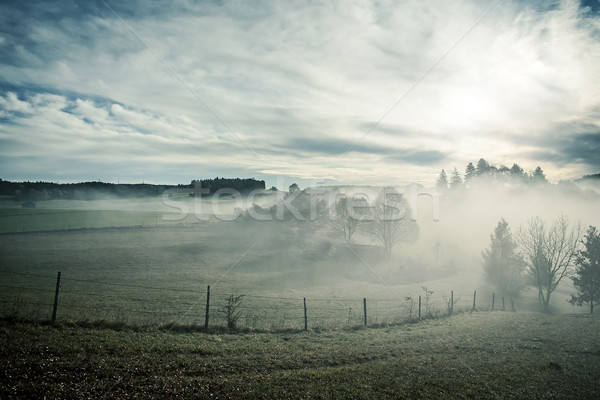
[
  {"x1": 570, "y1": 226, "x2": 600, "y2": 313},
  {"x1": 482, "y1": 219, "x2": 524, "y2": 298},
  {"x1": 531, "y1": 166, "x2": 547, "y2": 184},
  {"x1": 510, "y1": 163, "x2": 526, "y2": 184},
  {"x1": 476, "y1": 158, "x2": 490, "y2": 176},
  {"x1": 465, "y1": 162, "x2": 476, "y2": 182},
  {"x1": 436, "y1": 169, "x2": 448, "y2": 191},
  {"x1": 449, "y1": 168, "x2": 463, "y2": 189}
]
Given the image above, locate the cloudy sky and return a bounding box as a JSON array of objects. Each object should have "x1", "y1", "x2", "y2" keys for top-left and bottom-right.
[{"x1": 1, "y1": 0, "x2": 599, "y2": 188}]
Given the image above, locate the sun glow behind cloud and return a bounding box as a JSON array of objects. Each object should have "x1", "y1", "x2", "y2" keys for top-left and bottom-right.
[{"x1": 0, "y1": 0, "x2": 599, "y2": 186}]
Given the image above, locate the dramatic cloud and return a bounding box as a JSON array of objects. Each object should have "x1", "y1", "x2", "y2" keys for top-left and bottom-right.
[{"x1": 1, "y1": 0, "x2": 599, "y2": 186}]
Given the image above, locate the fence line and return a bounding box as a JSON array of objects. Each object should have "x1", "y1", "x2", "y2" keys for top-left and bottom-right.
[{"x1": 0, "y1": 270, "x2": 512, "y2": 329}]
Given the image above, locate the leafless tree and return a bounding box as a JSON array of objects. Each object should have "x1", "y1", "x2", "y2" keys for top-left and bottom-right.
[
  {"x1": 518, "y1": 215, "x2": 581, "y2": 311},
  {"x1": 331, "y1": 195, "x2": 368, "y2": 244},
  {"x1": 364, "y1": 187, "x2": 419, "y2": 258},
  {"x1": 223, "y1": 294, "x2": 245, "y2": 330}
]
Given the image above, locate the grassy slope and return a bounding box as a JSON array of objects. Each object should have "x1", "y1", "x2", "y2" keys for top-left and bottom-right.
[{"x1": 1, "y1": 312, "x2": 599, "y2": 399}]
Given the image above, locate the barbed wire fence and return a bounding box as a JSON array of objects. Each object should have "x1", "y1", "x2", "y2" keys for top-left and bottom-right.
[{"x1": 0, "y1": 269, "x2": 514, "y2": 330}]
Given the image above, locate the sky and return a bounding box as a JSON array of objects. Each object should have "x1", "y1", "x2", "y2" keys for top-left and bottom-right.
[{"x1": 0, "y1": 0, "x2": 599, "y2": 188}]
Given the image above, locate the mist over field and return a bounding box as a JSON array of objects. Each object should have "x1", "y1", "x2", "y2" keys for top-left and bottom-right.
[{"x1": 1, "y1": 173, "x2": 599, "y2": 316}]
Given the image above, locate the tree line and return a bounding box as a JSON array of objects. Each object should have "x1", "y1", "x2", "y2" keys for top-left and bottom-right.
[
  {"x1": 482, "y1": 216, "x2": 599, "y2": 313},
  {"x1": 436, "y1": 158, "x2": 548, "y2": 190},
  {"x1": 0, "y1": 177, "x2": 265, "y2": 204},
  {"x1": 189, "y1": 178, "x2": 266, "y2": 196}
]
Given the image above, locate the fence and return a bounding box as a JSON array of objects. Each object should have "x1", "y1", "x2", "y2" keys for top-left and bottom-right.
[{"x1": 0, "y1": 270, "x2": 515, "y2": 330}]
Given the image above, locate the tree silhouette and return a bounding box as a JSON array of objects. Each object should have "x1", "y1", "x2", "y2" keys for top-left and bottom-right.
[
  {"x1": 436, "y1": 169, "x2": 448, "y2": 191},
  {"x1": 449, "y1": 168, "x2": 463, "y2": 189},
  {"x1": 288, "y1": 183, "x2": 300, "y2": 193},
  {"x1": 510, "y1": 163, "x2": 526, "y2": 184},
  {"x1": 482, "y1": 219, "x2": 525, "y2": 298},
  {"x1": 518, "y1": 215, "x2": 581, "y2": 311},
  {"x1": 476, "y1": 158, "x2": 490, "y2": 177},
  {"x1": 531, "y1": 166, "x2": 547, "y2": 184},
  {"x1": 465, "y1": 162, "x2": 476, "y2": 182},
  {"x1": 570, "y1": 225, "x2": 600, "y2": 313}
]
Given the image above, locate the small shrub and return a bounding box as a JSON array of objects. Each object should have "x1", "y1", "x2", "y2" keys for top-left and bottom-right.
[{"x1": 223, "y1": 294, "x2": 244, "y2": 330}]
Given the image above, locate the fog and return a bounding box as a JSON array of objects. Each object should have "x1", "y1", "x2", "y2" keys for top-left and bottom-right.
[
  {"x1": 148, "y1": 176, "x2": 599, "y2": 313},
  {"x1": 2, "y1": 176, "x2": 599, "y2": 315}
]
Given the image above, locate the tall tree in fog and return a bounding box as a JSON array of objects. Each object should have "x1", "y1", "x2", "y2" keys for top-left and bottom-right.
[
  {"x1": 570, "y1": 225, "x2": 600, "y2": 314},
  {"x1": 482, "y1": 219, "x2": 524, "y2": 298},
  {"x1": 510, "y1": 163, "x2": 526, "y2": 184},
  {"x1": 365, "y1": 187, "x2": 419, "y2": 258},
  {"x1": 518, "y1": 215, "x2": 581, "y2": 311},
  {"x1": 476, "y1": 158, "x2": 491, "y2": 177},
  {"x1": 332, "y1": 195, "x2": 368, "y2": 244},
  {"x1": 531, "y1": 166, "x2": 548, "y2": 184},
  {"x1": 436, "y1": 169, "x2": 448, "y2": 191},
  {"x1": 449, "y1": 168, "x2": 463, "y2": 189},
  {"x1": 465, "y1": 162, "x2": 476, "y2": 182}
]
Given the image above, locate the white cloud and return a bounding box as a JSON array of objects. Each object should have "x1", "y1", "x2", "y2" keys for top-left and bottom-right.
[{"x1": 0, "y1": 0, "x2": 599, "y2": 185}]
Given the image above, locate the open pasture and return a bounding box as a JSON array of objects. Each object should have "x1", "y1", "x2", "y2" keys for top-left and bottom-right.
[
  {"x1": 1, "y1": 217, "x2": 484, "y2": 330},
  {"x1": 1, "y1": 312, "x2": 599, "y2": 399}
]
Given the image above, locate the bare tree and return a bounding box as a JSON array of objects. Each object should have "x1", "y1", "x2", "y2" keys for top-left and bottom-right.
[
  {"x1": 222, "y1": 294, "x2": 245, "y2": 330},
  {"x1": 518, "y1": 215, "x2": 581, "y2": 311},
  {"x1": 365, "y1": 187, "x2": 419, "y2": 258},
  {"x1": 331, "y1": 195, "x2": 368, "y2": 243}
]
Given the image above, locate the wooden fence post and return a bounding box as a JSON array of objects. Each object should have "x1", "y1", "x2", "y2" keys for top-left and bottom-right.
[
  {"x1": 51, "y1": 271, "x2": 61, "y2": 323},
  {"x1": 472, "y1": 290, "x2": 477, "y2": 311},
  {"x1": 363, "y1": 298, "x2": 367, "y2": 326},
  {"x1": 502, "y1": 296, "x2": 505, "y2": 311},
  {"x1": 303, "y1": 298, "x2": 308, "y2": 331},
  {"x1": 204, "y1": 285, "x2": 210, "y2": 329},
  {"x1": 418, "y1": 295, "x2": 421, "y2": 319},
  {"x1": 491, "y1": 293, "x2": 495, "y2": 311},
  {"x1": 449, "y1": 290, "x2": 454, "y2": 315},
  {"x1": 511, "y1": 297, "x2": 515, "y2": 312}
]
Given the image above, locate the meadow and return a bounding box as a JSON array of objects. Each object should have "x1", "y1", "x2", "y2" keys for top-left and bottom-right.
[
  {"x1": 1, "y1": 196, "x2": 598, "y2": 398},
  {"x1": 1, "y1": 312, "x2": 598, "y2": 399},
  {"x1": 0, "y1": 195, "x2": 581, "y2": 328}
]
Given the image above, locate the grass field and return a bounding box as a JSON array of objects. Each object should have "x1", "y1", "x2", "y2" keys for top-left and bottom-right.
[
  {"x1": 0, "y1": 196, "x2": 239, "y2": 233},
  {"x1": 0, "y1": 222, "x2": 482, "y2": 329},
  {"x1": 1, "y1": 312, "x2": 599, "y2": 399},
  {"x1": 0, "y1": 193, "x2": 278, "y2": 233},
  {"x1": 0, "y1": 196, "x2": 582, "y2": 328},
  {"x1": 0, "y1": 198, "x2": 597, "y2": 398}
]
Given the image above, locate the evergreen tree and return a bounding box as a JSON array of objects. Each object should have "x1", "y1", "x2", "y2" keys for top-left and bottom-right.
[
  {"x1": 476, "y1": 158, "x2": 491, "y2": 176},
  {"x1": 510, "y1": 163, "x2": 524, "y2": 177},
  {"x1": 436, "y1": 169, "x2": 448, "y2": 191},
  {"x1": 531, "y1": 166, "x2": 547, "y2": 184},
  {"x1": 449, "y1": 168, "x2": 463, "y2": 189},
  {"x1": 510, "y1": 163, "x2": 526, "y2": 184},
  {"x1": 482, "y1": 219, "x2": 524, "y2": 298},
  {"x1": 570, "y1": 226, "x2": 600, "y2": 313},
  {"x1": 465, "y1": 162, "x2": 476, "y2": 182}
]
